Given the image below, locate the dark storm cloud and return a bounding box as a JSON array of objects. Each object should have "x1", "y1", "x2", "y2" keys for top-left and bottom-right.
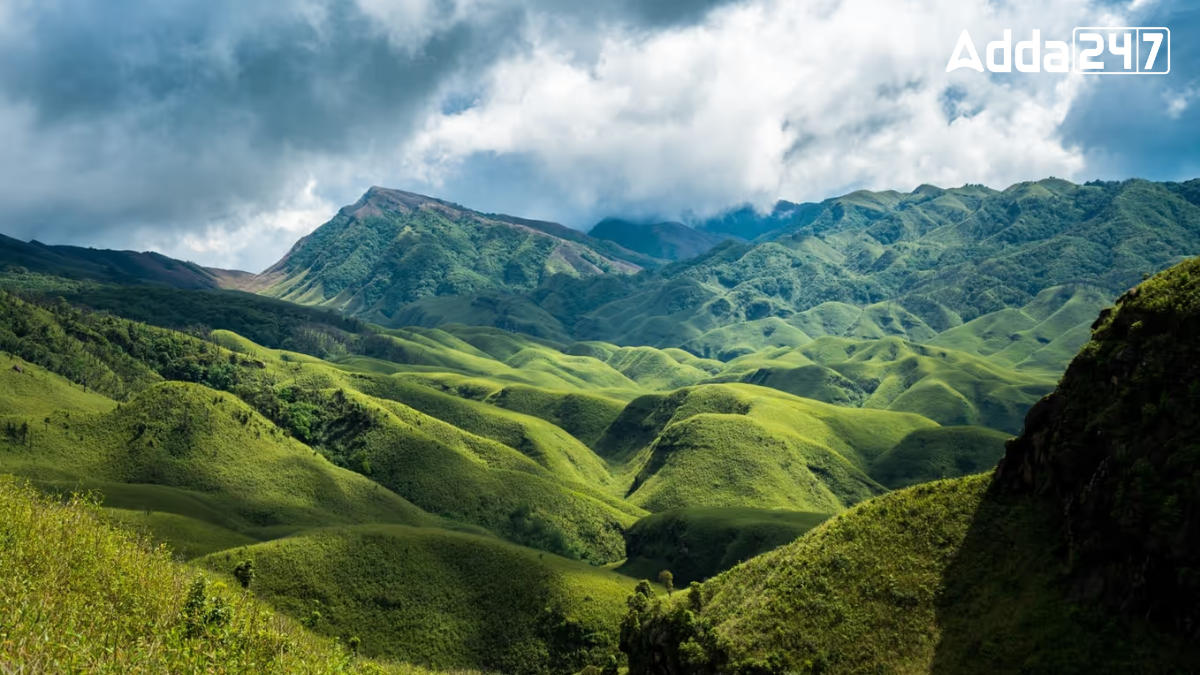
[
  {"x1": 0, "y1": 1, "x2": 510, "y2": 241},
  {"x1": 0, "y1": 0, "x2": 736, "y2": 265},
  {"x1": 3, "y1": 0, "x2": 1193, "y2": 272}
]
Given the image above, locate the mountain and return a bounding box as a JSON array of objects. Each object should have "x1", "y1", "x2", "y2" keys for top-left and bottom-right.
[
  {"x1": 997, "y1": 255, "x2": 1200, "y2": 638},
  {"x1": 10, "y1": 178, "x2": 1197, "y2": 370},
  {"x1": 618, "y1": 257, "x2": 1200, "y2": 673},
  {"x1": 5, "y1": 178, "x2": 1200, "y2": 673},
  {"x1": 0, "y1": 233, "x2": 248, "y2": 289},
  {"x1": 695, "y1": 200, "x2": 813, "y2": 241},
  {"x1": 589, "y1": 218, "x2": 729, "y2": 261},
  {"x1": 257, "y1": 187, "x2": 656, "y2": 324},
  {"x1": 326, "y1": 178, "x2": 1200, "y2": 368},
  {"x1": 531, "y1": 178, "x2": 1200, "y2": 352}
]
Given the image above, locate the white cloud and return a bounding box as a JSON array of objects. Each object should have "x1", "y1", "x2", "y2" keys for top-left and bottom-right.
[
  {"x1": 144, "y1": 178, "x2": 338, "y2": 272},
  {"x1": 403, "y1": 0, "x2": 1105, "y2": 220},
  {"x1": 1165, "y1": 85, "x2": 1198, "y2": 120}
]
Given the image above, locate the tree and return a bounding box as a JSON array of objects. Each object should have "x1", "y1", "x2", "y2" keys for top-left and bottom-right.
[
  {"x1": 658, "y1": 569, "x2": 674, "y2": 595},
  {"x1": 233, "y1": 559, "x2": 255, "y2": 589}
]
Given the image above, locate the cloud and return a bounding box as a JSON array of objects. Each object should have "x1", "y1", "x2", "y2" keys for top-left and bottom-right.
[
  {"x1": 405, "y1": 0, "x2": 1100, "y2": 223},
  {"x1": 1058, "y1": 0, "x2": 1200, "y2": 181},
  {"x1": 0, "y1": 0, "x2": 1190, "y2": 271}
]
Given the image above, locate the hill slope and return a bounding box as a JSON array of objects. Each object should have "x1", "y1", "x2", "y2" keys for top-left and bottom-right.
[
  {"x1": 201, "y1": 524, "x2": 636, "y2": 674},
  {"x1": 619, "y1": 256, "x2": 1200, "y2": 673},
  {"x1": 259, "y1": 187, "x2": 654, "y2": 324},
  {"x1": 997, "y1": 255, "x2": 1200, "y2": 637},
  {"x1": 0, "y1": 478, "x2": 428, "y2": 673},
  {"x1": 0, "y1": 378, "x2": 439, "y2": 539},
  {"x1": 0, "y1": 233, "x2": 246, "y2": 289},
  {"x1": 526, "y1": 179, "x2": 1200, "y2": 352}
]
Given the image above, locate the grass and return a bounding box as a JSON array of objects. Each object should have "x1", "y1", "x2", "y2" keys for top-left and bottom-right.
[
  {"x1": 357, "y1": 375, "x2": 618, "y2": 491},
  {"x1": 104, "y1": 508, "x2": 260, "y2": 560},
  {"x1": 200, "y1": 524, "x2": 639, "y2": 674},
  {"x1": 0, "y1": 477, "x2": 438, "y2": 673},
  {"x1": 619, "y1": 506, "x2": 829, "y2": 585},
  {"x1": 339, "y1": 389, "x2": 642, "y2": 562},
  {"x1": 871, "y1": 425, "x2": 1011, "y2": 489},
  {"x1": 727, "y1": 335, "x2": 1056, "y2": 433},
  {"x1": 0, "y1": 352, "x2": 116, "y2": 416},
  {"x1": 623, "y1": 475, "x2": 1199, "y2": 673},
  {"x1": 930, "y1": 284, "x2": 1110, "y2": 374},
  {"x1": 600, "y1": 383, "x2": 936, "y2": 512},
  {"x1": 0, "y1": 377, "x2": 441, "y2": 539}
]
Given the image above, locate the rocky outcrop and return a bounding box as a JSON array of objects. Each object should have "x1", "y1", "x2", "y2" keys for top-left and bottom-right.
[{"x1": 997, "y1": 257, "x2": 1200, "y2": 638}]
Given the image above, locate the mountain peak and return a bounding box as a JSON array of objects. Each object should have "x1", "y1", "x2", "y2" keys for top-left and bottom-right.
[{"x1": 348, "y1": 186, "x2": 451, "y2": 219}]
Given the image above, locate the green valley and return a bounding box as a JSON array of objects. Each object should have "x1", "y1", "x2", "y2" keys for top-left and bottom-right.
[{"x1": 2, "y1": 178, "x2": 1199, "y2": 674}]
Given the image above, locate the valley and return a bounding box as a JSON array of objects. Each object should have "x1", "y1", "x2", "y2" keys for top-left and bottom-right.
[{"x1": 2, "y1": 177, "x2": 1199, "y2": 673}]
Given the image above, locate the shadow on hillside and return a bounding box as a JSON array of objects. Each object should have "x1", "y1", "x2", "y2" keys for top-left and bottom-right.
[{"x1": 928, "y1": 479, "x2": 1197, "y2": 674}]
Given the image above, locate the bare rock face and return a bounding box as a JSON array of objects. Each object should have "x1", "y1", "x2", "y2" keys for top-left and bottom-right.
[{"x1": 997, "y1": 258, "x2": 1200, "y2": 639}]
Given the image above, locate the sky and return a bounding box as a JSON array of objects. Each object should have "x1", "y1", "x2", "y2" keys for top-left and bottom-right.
[{"x1": 0, "y1": 0, "x2": 1196, "y2": 272}]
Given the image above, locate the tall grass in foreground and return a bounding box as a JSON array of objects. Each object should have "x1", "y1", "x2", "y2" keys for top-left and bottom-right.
[{"x1": 0, "y1": 478, "x2": 434, "y2": 674}]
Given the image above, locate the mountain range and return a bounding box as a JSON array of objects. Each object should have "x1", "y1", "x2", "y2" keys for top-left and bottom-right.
[{"x1": 2, "y1": 176, "x2": 1199, "y2": 673}]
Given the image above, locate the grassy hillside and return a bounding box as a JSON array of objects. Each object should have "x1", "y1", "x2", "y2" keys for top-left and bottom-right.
[
  {"x1": 0, "y1": 378, "x2": 440, "y2": 539},
  {"x1": 201, "y1": 525, "x2": 638, "y2": 674},
  {"x1": 314, "y1": 385, "x2": 641, "y2": 562},
  {"x1": 450, "y1": 178, "x2": 1200, "y2": 353},
  {"x1": 0, "y1": 478, "x2": 431, "y2": 673},
  {"x1": 622, "y1": 476, "x2": 1196, "y2": 673},
  {"x1": 259, "y1": 187, "x2": 650, "y2": 324},
  {"x1": 621, "y1": 257, "x2": 1200, "y2": 674},
  {"x1": 0, "y1": 291, "x2": 640, "y2": 561},
  {"x1": 597, "y1": 384, "x2": 935, "y2": 512},
  {"x1": 998, "y1": 255, "x2": 1200, "y2": 637},
  {"x1": 870, "y1": 425, "x2": 1010, "y2": 489},
  {"x1": 0, "y1": 351, "x2": 116, "y2": 416},
  {"x1": 619, "y1": 507, "x2": 829, "y2": 585},
  {"x1": 719, "y1": 336, "x2": 1055, "y2": 432},
  {"x1": 0, "y1": 285, "x2": 1022, "y2": 547}
]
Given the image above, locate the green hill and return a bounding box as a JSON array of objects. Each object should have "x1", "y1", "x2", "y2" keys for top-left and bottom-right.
[
  {"x1": 0, "y1": 378, "x2": 439, "y2": 539},
  {"x1": 870, "y1": 425, "x2": 1010, "y2": 489},
  {"x1": 718, "y1": 336, "x2": 1055, "y2": 432},
  {"x1": 997, "y1": 255, "x2": 1200, "y2": 638},
  {"x1": 621, "y1": 476, "x2": 1195, "y2": 673},
  {"x1": 201, "y1": 525, "x2": 637, "y2": 674},
  {"x1": 259, "y1": 187, "x2": 653, "y2": 324},
  {"x1": 619, "y1": 256, "x2": 1200, "y2": 673},
  {"x1": 480, "y1": 178, "x2": 1200, "y2": 351},
  {"x1": 597, "y1": 384, "x2": 937, "y2": 512},
  {"x1": 0, "y1": 478, "x2": 431, "y2": 673},
  {"x1": 0, "y1": 352, "x2": 116, "y2": 416},
  {"x1": 619, "y1": 507, "x2": 829, "y2": 585}
]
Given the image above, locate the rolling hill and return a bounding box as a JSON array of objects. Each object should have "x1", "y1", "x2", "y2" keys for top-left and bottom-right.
[
  {"x1": 525, "y1": 178, "x2": 1200, "y2": 352},
  {"x1": 201, "y1": 524, "x2": 637, "y2": 674},
  {"x1": 5, "y1": 182, "x2": 1200, "y2": 673},
  {"x1": 0, "y1": 233, "x2": 248, "y2": 289},
  {"x1": 0, "y1": 478, "x2": 432, "y2": 673},
  {"x1": 619, "y1": 256, "x2": 1200, "y2": 673}
]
